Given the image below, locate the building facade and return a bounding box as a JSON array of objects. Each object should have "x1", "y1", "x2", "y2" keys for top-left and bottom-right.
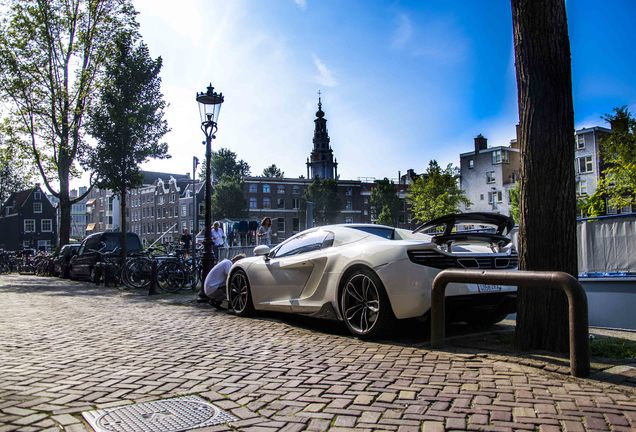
[
  {"x1": 459, "y1": 134, "x2": 521, "y2": 215},
  {"x1": 0, "y1": 185, "x2": 58, "y2": 251}
]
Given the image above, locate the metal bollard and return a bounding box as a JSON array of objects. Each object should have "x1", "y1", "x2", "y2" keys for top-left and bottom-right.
[
  {"x1": 430, "y1": 269, "x2": 590, "y2": 378},
  {"x1": 148, "y1": 260, "x2": 158, "y2": 295}
]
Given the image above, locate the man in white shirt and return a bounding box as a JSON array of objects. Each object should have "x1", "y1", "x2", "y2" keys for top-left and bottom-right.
[
  {"x1": 203, "y1": 254, "x2": 245, "y2": 309},
  {"x1": 211, "y1": 221, "x2": 225, "y2": 260}
]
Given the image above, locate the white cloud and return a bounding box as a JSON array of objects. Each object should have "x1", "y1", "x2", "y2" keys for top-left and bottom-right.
[
  {"x1": 312, "y1": 54, "x2": 338, "y2": 88},
  {"x1": 391, "y1": 13, "x2": 413, "y2": 50},
  {"x1": 293, "y1": 0, "x2": 307, "y2": 10}
]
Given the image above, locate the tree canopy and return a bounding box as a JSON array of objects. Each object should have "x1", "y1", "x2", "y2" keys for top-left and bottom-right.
[
  {"x1": 202, "y1": 148, "x2": 250, "y2": 182},
  {"x1": 303, "y1": 177, "x2": 342, "y2": 225},
  {"x1": 406, "y1": 161, "x2": 469, "y2": 223},
  {"x1": 0, "y1": 0, "x2": 138, "y2": 246},
  {"x1": 262, "y1": 164, "x2": 284, "y2": 178},
  {"x1": 583, "y1": 106, "x2": 636, "y2": 215},
  {"x1": 0, "y1": 122, "x2": 37, "y2": 204},
  {"x1": 370, "y1": 178, "x2": 401, "y2": 226},
  {"x1": 211, "y1": 176, "x2": 247, "y2": 220},
  {"x1": 86, "y1": 33, "x2": 169, "y2": 257}
]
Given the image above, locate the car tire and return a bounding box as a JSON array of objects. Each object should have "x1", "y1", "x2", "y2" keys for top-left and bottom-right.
[
  {"x1": 228, "y1": 269, "x2": 255, "y2": 317},
  {"x1": 340, "y1": 267, "x2": 394, "y2": 339},
  {"x1": 90, "y1": 267, "x2": 99, "y2": 284}
]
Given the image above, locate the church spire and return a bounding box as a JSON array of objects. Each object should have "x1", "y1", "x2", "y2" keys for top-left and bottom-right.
[{"x1": 306, "y1": 91, "x2": 337, "y2": 179}]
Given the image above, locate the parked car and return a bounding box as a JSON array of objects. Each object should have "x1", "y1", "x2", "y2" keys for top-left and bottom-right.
[
  {"x1": 53, "y1": 244, "x2": 80, "y2": 278},
  {"x1": 227, "y1": 213, "x2": 518, "y2": 338},
  {"x1": 69, "y1": 232, "x2": 142, "y2": 281}
]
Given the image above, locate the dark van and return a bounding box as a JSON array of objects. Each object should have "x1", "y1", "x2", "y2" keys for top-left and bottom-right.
[{"x1": 69, "y1": 232, "x2": 142, "y2": 281}]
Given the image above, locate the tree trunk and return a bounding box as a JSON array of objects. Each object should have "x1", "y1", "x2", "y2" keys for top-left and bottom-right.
[
  {"x1": 120, "y1": 188, "x2": 127, "y2": 260},
  {"x1": 511, "y1": 0, "x2": 577, "y2": 352},
  {"x1": 58, "y1": 178, "x2": 71, "y2": 247}
]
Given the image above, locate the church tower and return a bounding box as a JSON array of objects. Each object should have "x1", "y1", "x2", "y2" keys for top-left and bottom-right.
[{"x1": 306, "y1": 93, "x2": 338, "y2": 179}]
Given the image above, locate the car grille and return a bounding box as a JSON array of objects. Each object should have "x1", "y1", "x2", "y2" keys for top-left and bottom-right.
[{"x1": 407, "y1": 249, "x2": 518, "y2": 270}]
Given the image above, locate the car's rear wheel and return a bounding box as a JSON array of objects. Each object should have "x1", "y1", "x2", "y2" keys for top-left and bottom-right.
[
  {"x1": 340, "y1": 268, "x2": 394, "y2": 338},
  {"x1": 228, "y1": 269, "x2": 254, "y2": 317}
]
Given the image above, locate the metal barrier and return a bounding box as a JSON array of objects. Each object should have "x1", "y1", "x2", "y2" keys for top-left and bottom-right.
[{"x1": 431, "y1": 269, "x2": 590, "y2": 377}]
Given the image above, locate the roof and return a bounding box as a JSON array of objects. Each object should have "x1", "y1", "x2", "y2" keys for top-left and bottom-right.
[
  {"x1": 141, "y1": 171, "x2": 190, "y2": 186},
  {"x1": 1, "y1": 187, "x2": 35, "y2": 212}
]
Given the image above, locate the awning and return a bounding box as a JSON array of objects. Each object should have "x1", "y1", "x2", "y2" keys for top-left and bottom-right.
[
  {"x1": 86, "y1": 223, "x2": 96, "y2": 232},
  {"x1": 86, "y1": 199, "x2": 96, "y2": 206}
]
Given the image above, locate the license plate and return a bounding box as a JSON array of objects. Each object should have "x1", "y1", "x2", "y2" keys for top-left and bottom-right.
[{"x1": 477, "y1": 284, "x2": 503, "y2": 293}]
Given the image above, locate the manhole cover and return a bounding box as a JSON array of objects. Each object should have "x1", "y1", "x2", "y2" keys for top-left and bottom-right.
[{"x1": 82, "y1": 395, "x2": 237, "y2": 432}]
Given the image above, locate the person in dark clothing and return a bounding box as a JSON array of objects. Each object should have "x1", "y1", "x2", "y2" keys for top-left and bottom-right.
[{"x1": 180, "y1": 228, "x2": 192, "y2": 258}]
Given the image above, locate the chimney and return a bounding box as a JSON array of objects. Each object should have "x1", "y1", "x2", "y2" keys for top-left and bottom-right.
[{"x1": 474, "y1": 134, "x2": 488, "y2": 153}]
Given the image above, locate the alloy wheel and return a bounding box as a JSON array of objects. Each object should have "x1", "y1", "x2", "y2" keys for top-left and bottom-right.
[{"x1": 342, "y1": 273, "x2": 380, "y2": 335}]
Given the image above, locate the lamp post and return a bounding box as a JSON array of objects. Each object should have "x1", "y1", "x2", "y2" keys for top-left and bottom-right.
[{"x1": 196, "y1": 83, "x2": 224, "y2": 285}]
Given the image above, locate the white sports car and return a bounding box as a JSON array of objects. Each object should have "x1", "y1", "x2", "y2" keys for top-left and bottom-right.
[{"x1": 227, "y1": 213, "x2": 517, "y2": 338}]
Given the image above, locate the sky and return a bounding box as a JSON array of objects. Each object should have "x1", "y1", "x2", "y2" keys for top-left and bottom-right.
[{"x1": 130, "y1": 0, "x2": 636, "y2": 183}]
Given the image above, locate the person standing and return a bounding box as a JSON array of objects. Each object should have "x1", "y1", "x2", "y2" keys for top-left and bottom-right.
[
  {"x1": 180, "y1": 228, "x2": 192, "y2": 258},
  {"x1": 211, "y1": 221, "x2": 225, "y2": 261},
  {"x1": 257, "y1": 217, "x2": 272, "y2": 246}
]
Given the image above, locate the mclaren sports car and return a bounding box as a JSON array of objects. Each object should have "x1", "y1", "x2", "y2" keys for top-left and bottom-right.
[{"x1": 227, "y1": 213, "x2": 517, "y2": 338}]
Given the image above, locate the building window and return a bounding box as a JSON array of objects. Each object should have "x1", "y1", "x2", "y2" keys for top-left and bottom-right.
[
  {"x1": 37, "y1": 240, "x2": 52, "y2": 252},
  {"x1": 292, "y1": 198, "x2": 300, "y2": 209},
  {"x1": 576, "y1": 135, "x2": 585, "y2": 150},
  {"x1": 486, "y1": 171, "x2": 495, "y2": 183},
  {"x1": 277, "y1": 185, "x2": 285, "y2": 194},
  {"x1": 345, "y1": 199, "x2": 352, "y2": 210},
  {"x1": 34, "y1": 191, "x2": 41, "y2": 200},
  {"x1": 492, "y1": 150, "x2": 509, "y2": 164},
  {"x1": 468, "y1": 159, "x2": 474, "y2": 169},
  {"x1": 249, "y1": 184, "x2": 257, "y2": 193},
  {"x1": 576, "y1": 156, "x2": 593, "y2": 174},
  {"x1": 606, "y1": 199, "x2": 617, "y2": 215},
  {"x1": 263, "y1": 184, "x2": 270, "y2": 194},
  {"x1": 292, "y1": 218, "x2": 300, "y2": 232},
  {"x1": 24, "y1": 219, "x2": 36, "y2": 233},
  {"x1": 41, "y1": 219, "x2": 53, "y2": 233},
  {"x1": 181, "y1": 205, "x2": 187, "y2": 216},
  {"x1": 33, "y1": 202, "x2": 42, "y2": 213},
  {"x1": 277, "y1": 218, "x2": 285, "y2": 232},
  {"x1": 576, "y1": 180, "x2": 588, "y2": 196},
  {"x1": 263, "y1": 197, "x2": 271, "y2": 209},
  {"x1": 480, "y1": 194, "x2": 484, "y2": 201},
  {"x1": 22, "y1": 240, "x2": 30, "y2": 248},
  {"x1": 292, "y1": 185, "x2": 300, "y2": 195},
  {"x1": 158, "y1": 196, "x2": 164, "y2": 205},
  {"x1": 249, "y1": 197, "x2": 257, "y2": 209},
  {"x1": 277, "y1": 198, "x2": 285, "y2": 209},
  {"x1": 345, "y1": 217, "x2": 353, "y2": 224},
  {"x1": 346, "y1": 187, "x2": 352, "y2": 196}
]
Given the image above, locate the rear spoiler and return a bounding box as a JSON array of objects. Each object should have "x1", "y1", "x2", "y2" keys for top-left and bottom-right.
[{"x1": 413, "y1": 212, "x2": 515, "y2": 249}]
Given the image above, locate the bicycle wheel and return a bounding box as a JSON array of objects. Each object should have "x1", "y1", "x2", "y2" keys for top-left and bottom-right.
[
  {"x1": 156, "y1": 261, "x2": 186, "y2": 293},
  {"x1": 121, "y1": 258, "x2": 152, "y2": 290}
]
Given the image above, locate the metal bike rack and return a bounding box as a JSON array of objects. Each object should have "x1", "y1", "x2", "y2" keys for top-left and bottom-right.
[{"x1": 431, "y1": 269, "x2": 590, "y2": 377}]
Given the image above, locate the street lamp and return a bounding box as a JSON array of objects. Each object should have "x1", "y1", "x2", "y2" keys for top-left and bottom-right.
[{"x1": 196, "y1": 83, "x2": 224, "y2": 286}]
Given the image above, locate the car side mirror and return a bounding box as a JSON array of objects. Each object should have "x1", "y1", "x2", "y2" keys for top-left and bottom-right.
[{"x1": 253, "y1": 245, "x2": 270, "y2": 257}]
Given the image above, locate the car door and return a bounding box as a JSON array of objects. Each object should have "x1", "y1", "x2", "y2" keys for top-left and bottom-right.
[
  {"x1": 73, "y1": 235, "x2": 100, "y2": 279},
  {"x1": 248, "y1": 231, "x2": 333, "y2": 311}
]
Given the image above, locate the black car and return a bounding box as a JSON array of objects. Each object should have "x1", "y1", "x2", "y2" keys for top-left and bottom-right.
[
  {"x1": 69, "y1": 232, "x2": 142, "y2": 281},
  {"x1": 53, "y1": 244, "x2": 80, "y2": 278}
]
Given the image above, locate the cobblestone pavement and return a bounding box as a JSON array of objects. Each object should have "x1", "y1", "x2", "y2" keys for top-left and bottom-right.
[{"x1": 1, "y1": 275, "x2": 635, "y2": 432}]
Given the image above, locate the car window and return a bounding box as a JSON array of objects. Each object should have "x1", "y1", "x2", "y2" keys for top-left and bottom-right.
[
  {"x1": 84, "y1": 235, "x2": 101, "y2": 253},
  {"x1": 272, "y1": 231, "x2": 334, "y2": 258},
  {"x1": 348, "y1": 226, "x2": 395, "y2": 240},
  {"x1": 102, "y1": 234, "x2": 142, "y2": 252}
]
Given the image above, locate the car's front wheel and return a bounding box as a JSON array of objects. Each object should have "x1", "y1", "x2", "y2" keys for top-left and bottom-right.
[
  {"x1": 340, "y1": 268, "x2": 394, "y2": 338},
  {"x1": 228, "y1": 269, "x2": 254, "y2": 317}
]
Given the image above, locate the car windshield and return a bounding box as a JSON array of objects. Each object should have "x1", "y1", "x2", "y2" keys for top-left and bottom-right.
[{"x1": 272, "y1": 231, "x2": 334, "y2": 258}]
